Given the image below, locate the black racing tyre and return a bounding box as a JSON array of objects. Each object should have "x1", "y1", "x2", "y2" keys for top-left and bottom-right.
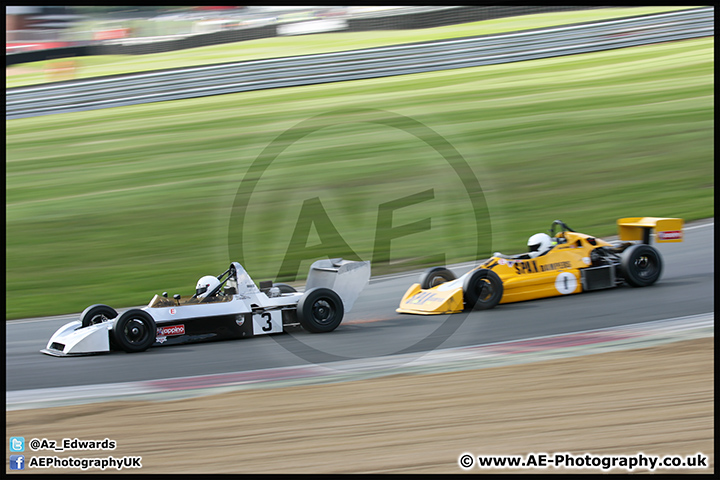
[
  {"x1": 419, "y1": 266, "x2": 456, "y2": 289},
  {"x1": 273, "y1": 283, "x2": 297, "y2": 293},
  {"x1": 297, "y1": 287, "x2": 344, "y2": 333},
  {"x1": 80, "y1": 304, "x2": 118, "y2": 328},
  {"x1": 463, "y1": 269, "x2": 504, "y2": 311},
  {"x1": 112, "y1": 309, "x2": 156, "y2": 353},
  {"x1": 620, "y1": 244, "x2": 663, "y2": 287}
]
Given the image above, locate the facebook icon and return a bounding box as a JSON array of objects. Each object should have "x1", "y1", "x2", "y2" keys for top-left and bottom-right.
[{"x1": 10, "y1": 455, "x2": 25, "y2": 470}]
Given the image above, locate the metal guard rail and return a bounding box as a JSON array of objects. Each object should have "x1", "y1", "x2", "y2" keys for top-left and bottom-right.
[{"x1": 6, "y1": 7, "x2": 713, "y2": 120}]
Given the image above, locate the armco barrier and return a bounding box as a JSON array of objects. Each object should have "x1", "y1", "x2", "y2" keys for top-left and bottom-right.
[
  {"x1": 6, "y1": 7, "x2": 713, "y2": 120},
  {"x1": 5, "y1": 24, "x2": 279, "y2": 65},
  {"x1": 345, "y1": 5, "x2": 598, "y2": 31}
]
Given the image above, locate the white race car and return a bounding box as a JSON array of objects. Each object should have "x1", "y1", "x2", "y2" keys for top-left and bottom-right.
[{"x1": 42, "y1": 259, "x2": 370, "y2": 356}]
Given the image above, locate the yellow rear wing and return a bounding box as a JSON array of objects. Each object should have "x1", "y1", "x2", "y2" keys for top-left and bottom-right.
[{"x1": 617, "y1": 217, "x2": 683, "y2": 244}]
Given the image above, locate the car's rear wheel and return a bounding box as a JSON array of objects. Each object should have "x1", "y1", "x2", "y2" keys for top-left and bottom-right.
[
  {"x1": 80, "y1": 304, "x2": 118, "y2": 328},
  {"x1": 463, "y1": 269, "x2": 503, "y2": 310},
  {"x1": 621, "y1": 244, "x2": 663, "y2": 287},
  {"x1": 112, "y1": 309, "x2": 156, "y2": 353},
  {"x1": 297, "y1": 288, "x2": 344, "y2": 333},
  {"x1": 419, "y1": 266, "x2": 456, "y2": 289}
]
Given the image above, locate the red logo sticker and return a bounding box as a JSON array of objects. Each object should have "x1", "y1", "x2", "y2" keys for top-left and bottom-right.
[
  {"x1": 657, "y1": 230, "x2": 682, "y2": 240},
  {"x1": 157, "y1": 325, "x2": 185, "y2": 336}
]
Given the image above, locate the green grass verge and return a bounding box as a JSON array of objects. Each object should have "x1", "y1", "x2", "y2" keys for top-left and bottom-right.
[
  {"x1": 6, "y1": 34, "x2": 713, "y2": 320},
  {"x1": 6, "y1": 7, "x2": 693, "y2": 88}
]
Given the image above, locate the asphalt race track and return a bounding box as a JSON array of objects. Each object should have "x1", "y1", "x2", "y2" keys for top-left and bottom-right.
[{"x1": 5, "y1": 220, "x2": 713, "y2": 393}]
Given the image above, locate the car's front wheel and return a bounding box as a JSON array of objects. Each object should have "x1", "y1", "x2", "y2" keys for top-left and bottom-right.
[
  {"x1": 463, "y1": 269, "x2": 504, "y2": 310},
  {"x1": 419, "y1": 266, "x2": 456, "y2": 289},
  {"x1": 297, "y1": 288, "x2": 344, "y2": 333},
  {"x1": 112, "y1": 309, "x2": 156, "y2": 353},
  {"x1": 80, "y1": 304, "x2": 117, "y2": 328}
]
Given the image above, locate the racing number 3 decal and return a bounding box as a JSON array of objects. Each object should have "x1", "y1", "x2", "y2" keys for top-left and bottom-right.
[
  {"x1": 555, "y1": 272, "x2": 578, "y2": 295},
  {"x1": 252, "y1": 311, "x2": 283, "y2": 335}
]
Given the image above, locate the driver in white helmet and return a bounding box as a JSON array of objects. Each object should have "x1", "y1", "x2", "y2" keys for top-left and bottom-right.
[
  {"x1": 195, "y1": 275, "x2": 221, "y2": 298},
  {"x1": 526, "y1": 232, "x2": 555, "y2": 258},
  {"x1": 493, "y1": 232, "x2": 557, "y2": 260}
]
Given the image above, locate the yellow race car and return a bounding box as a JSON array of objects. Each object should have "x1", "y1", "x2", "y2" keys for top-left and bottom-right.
[{"x1": 397, "y1": 217, "x2": 683, "y2": 314}]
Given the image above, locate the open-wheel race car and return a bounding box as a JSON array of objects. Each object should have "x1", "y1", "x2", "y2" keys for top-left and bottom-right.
[
  {"x1": 397, "y1": 217, "x2": 683, "y2": 314},
  {"x1": 42, "y1": 258, "x2": 370, "y2": 356}
]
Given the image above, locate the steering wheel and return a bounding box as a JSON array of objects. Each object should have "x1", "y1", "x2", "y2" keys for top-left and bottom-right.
[{"x1": 549, "y1": 220, "x2": 575, "y2": 242}]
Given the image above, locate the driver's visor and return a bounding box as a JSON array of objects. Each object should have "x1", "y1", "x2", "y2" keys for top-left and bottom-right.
[{"x1": 196, "y1": 285, "x2": 209, "y2": 295}]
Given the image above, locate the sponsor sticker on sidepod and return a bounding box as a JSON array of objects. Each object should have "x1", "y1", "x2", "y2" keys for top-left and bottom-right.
[{"x1": 157, "y1": 325, "x2": 185, "y2": 336}]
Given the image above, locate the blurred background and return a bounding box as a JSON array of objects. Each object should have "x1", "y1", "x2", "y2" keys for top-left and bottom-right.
[
  {"x1": 6, "y1": 9, "x2": 713, "y2": 475},
  {"x1": 7, "y1": 5, "x2": 601, "y2": 54},
  {"x1": 6, "y1": 6, "x2": 713, "y2": 319}
]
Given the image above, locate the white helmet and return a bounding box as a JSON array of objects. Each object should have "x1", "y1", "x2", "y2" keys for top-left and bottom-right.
[
  {"x1": 527, "y1": 233, "x2": 553, "y2": 256},
  {"x1": 196, "y1": 275, "x2": 221, "y2": 298}
]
